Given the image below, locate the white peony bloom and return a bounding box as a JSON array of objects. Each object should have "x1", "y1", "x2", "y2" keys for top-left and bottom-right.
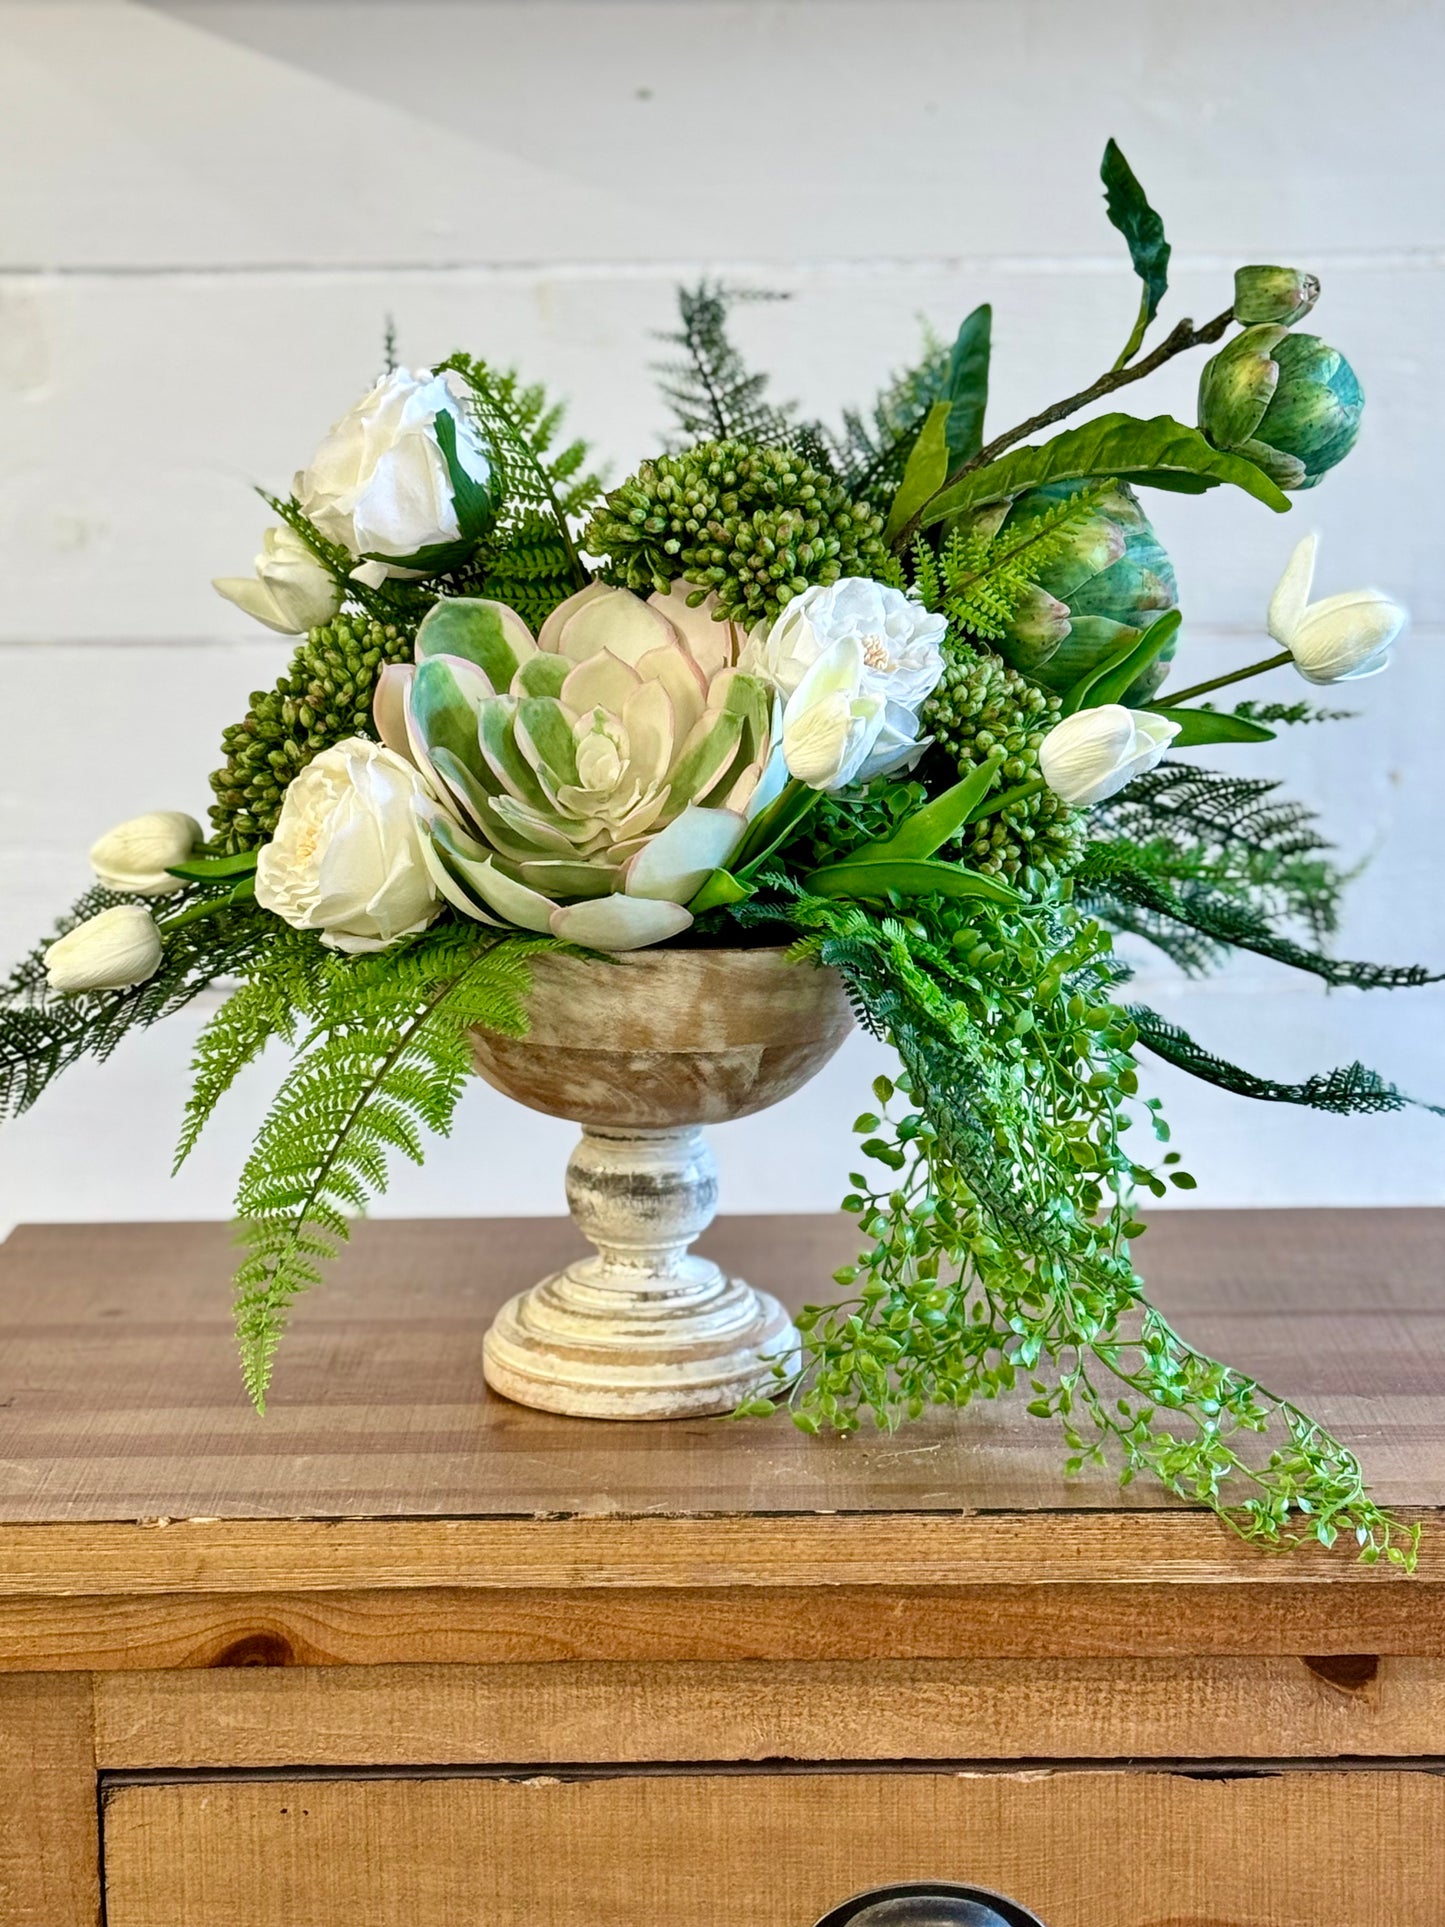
[
  {"x1": 213, "y1": 525, "x2": 343, "y2": 636},
  {"x1": 1038, "y1": 704, "x2": 1181, "y2": 808},
  {"x1": 745, "y1": 578, "x2": 947, "y2": 792},
  {"x1": 89, "y1": 811, "x2": 202, "y2": 897},
  {"x1": 45, "y1": 906, "x2": 163, "y2": 994},
  {"x1": 255, "y1": 739, "x2": 444, "y2": 953},
  {"x1": 296, "y1": 368, "x2": 492, "y2": 575},
  {"x1": 1267, "y1": 533, "x2": 1407, "y2": 684}
]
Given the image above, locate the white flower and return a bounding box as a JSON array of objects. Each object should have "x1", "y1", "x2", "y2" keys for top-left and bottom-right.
[
  {"x1": 1039, "y1": 704, "x2": 1181, "y2": 807},
  {"x1": 45, "y1": 906, "x2": 163, "y2": 995},
  {"x1": 213, "y1": 525, "x2": 343, "y2": 636},
  {"x1": 744, "y1": 578, "x2": 947, "y2": 792},
  {"x1": 89, "y1": 811, "x2": 202, "y2": 897},
  {"x1": 1267, "y1": 533, "x2": 1408, "y2": 684},
  {"x1": 296, "y1": 368, "x2": 492, "y2": 575},
  {"x1": 255, "y1": 738, "x2": 443, "y2": 953}
]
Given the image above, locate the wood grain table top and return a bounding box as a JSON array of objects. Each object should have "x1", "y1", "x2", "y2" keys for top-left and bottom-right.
[{"x1": 0, "y1": 1210, "x2": 1441, "y2": 1608}]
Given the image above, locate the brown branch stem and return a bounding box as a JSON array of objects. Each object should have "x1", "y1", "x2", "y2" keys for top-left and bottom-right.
[{"x1": 892, "y1": 304, "x2": 1237, "y2": 553}]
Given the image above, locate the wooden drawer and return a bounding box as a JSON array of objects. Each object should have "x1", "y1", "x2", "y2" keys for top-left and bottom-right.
[{"x1": 102, "y1": 1762, "x2": 1444, "y2": 1927}]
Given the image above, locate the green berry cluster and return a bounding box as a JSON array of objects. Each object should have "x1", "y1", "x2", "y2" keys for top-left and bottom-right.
[
  {"x1": 923, "y1": 644, "x2": 1084, "y2": 884},
  {"x1": 585, "y1": 439, "x2": 888, "y2": 626},
  {"x1": 208, "y1": 613, "x2": 413, "y2": 851}
]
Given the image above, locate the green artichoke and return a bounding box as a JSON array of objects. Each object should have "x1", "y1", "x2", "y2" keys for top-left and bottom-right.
[
  {"x1": 987, "y1": 480, "x2": 1179, "y2": 702},
  {"x1": 1198, "y1": 326, "x2": 1363, "y2": 489},
  {"x1": 1233, "y1": 265, "x2": 1320, "y2": 328}
]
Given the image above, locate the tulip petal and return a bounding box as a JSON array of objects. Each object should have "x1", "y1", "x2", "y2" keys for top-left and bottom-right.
[
  {"x1": 1267, "y1": 533, "x2": 1318, "y2": 646},
  {"x1": 550, "y1": 894, "x2": 694, "y2": 951},
  {"x1": 622, "y1": 804, "x2": 747, "y2": 903},
  {"x1": 415, "y1": 597, "x2": 537, "y2": 686}
]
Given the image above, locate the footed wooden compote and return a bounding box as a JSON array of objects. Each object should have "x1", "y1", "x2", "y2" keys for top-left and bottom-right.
[{"x1": 471, "y1": 946, "x2": 855, "y2": 1419}]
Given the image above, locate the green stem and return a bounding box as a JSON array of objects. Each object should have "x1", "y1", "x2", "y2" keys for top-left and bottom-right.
[
  {"x1": 1112, "y1": 290, "x2": 1151, "y2": 372},
  {"x1": 892, "y1": 303, "x2": 1236, "y2": 553},
  {"x1": 1150, "y1": 649, "x2": 1294, "y2": 709},
  {"x1": 968, "y1": 777, "x2": 1046, "y2": 822}
]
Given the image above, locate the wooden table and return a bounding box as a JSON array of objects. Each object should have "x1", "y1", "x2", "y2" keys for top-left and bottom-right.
[{"x1": 1, "y1": 1211, "x2": 1443, "y2": 1927}]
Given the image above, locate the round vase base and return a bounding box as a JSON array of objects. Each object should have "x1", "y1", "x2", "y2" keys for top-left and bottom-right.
[{"x1": 482, "y1": 1258, "x2": 800, "y2": 1421}]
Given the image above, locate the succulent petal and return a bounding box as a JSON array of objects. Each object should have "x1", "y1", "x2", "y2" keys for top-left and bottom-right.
[
  {"x1": 623, "y1": 804, "x2": 747, "y2": 903},
  {"x1": 415, "y1": 596, "x2": 537, "y2": 687},
  {"x1": 549, "y1": 895, "x2": 694, "y2": 951}
]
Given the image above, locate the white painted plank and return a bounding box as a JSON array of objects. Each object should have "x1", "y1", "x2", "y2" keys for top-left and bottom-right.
[{"x1": 0, "y1": 260, "x2": 1436, "y2": 641}]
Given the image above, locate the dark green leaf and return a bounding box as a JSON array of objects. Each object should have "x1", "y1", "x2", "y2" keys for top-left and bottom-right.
[
  {"x1": 686, "y1": 867, "x2": 756, "y2": 914},
  {"x1": 883, "y1": 401, "x2": 952, "y2": 545},
  {"x1": 856, "y1": 753, "x2": 1005, "y2": 861},
  {"x1": 801, "y1": 856, "x2": 1023, "y2": 906},
  {"x1": 729, "y1": 779, "x2": 820, "y2": 875},
  {"x1": 944, "y1": 303, "x2": 991, "y2": 464},
  {"x1": 1101, "y1": 139, "x2": 1171, "y2": 330},
  {"x1": 433, "y1": 405, "x2": 496, "y2": 542},
  {"x1": 1149, "y1": 704, "x2": 1277, "y2": 746},
  {"x1": 1062, "y1": 610, "x2": 1182, "y2": 715},
  {"x1": 922, "y1": 414, "x2": 1291, "y2": 524},
  {"x1": 167, "y1": 852, "x2": 260, "y2": 882}
]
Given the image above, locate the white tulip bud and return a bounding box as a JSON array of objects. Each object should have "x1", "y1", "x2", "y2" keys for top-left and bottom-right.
[
  {"x1": 213, "y1": 525, "x2": 343, "y2": 635},
  {"x1": 45, "y1": 906, "x2": 164, "y2": 995},
  {"x1": 1039, "y1": 704, "x2": 1181, "y2": 808},
  {"x1": 1267, "y1": 533, "x2": 1407, "y2": 684},
  {"x1": 89, "y1": 811, "x2": 202, "y2": 897}
]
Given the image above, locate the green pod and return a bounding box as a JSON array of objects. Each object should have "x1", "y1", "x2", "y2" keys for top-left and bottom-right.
[
  {"x1": 1199, "y1": 326, "x2": 1363, "y2": 489},
  {"x1": 989, "y1": 479, "x2": 1179, "y2": 702},
  {"x1": 1233, "y1": 265, "x2": 1320, "y2": 327}
]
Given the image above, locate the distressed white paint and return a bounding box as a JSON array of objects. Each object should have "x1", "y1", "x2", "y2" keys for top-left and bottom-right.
[{"x1": 0, "y1": 0, "x2": 1442, "y2": 1235}]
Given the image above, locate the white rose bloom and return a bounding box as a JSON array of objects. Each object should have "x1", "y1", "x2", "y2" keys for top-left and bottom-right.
[
  {"x1": 213, "y1": 525, "x2": 343, "y2": 636},
  {"x1": 296, "y1": 368, "x2": 492, "y2": 576},
  {"x1": 256, "y1": 739, "x2": 444, "y2": 953},
  {"x1": 45, "y1": 906, "x2": 163, "y2": 995},
  {"x1": 1039, "y1": 704, "x2": 1181, "y2": 808},
  {"x1": 745, "y1": 578, "x2": 947, "y2": 793},
  {"x1": 89, "y1": 811, "x2": 202, "y2": 897},
  {"x1": 1267, "y1": 533, "x2": 1407, "y2": 684}
]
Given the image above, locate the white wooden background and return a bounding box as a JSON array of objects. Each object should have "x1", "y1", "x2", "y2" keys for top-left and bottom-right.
[{"x1": 2, "y1": 0, "x2": 1442, "y2": 1231}]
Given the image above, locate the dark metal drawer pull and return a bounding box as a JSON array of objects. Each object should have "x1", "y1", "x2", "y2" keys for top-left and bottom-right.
[{"x1": 814, "y1": 1883, "x2": 1048, "y2": 1927}]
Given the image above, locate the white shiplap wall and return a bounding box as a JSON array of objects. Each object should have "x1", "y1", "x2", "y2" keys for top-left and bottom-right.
[{"x1": 2, "y1": 0, "x2": 1442, "y2": 1229}]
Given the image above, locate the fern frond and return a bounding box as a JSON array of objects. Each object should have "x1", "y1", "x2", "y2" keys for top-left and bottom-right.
[
  {"x1": 654, "y1": 282, "x2": 797, "y2": 448},
  {"x1": 1130, "y1": 1004, "x2": 1438, "y2": 1115},
  {"x1": 0, "y1": 892, "x2": 277, "y2": 1123},
  {"x1": 1079, "y1": 839, "x2": 1438, "y2": 990},
  {"x1": 910, "y1": 483, "x2": 1115, "y2": 642},
  {"x1": 230, "y1": 928, "x2": 549, "y2": 1409}
]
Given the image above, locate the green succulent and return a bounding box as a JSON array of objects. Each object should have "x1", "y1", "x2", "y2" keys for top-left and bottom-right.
[
  {"x1": 922, "y1": 644, "x2": 1085, "y2": 885},
  {"x1": 1198, "y1": 326, "x2": 1363, "y2": 490},
  {"x1": 208, "y1": 612, "x2": 413, "y2": 851},
  {"x1": 585, "y1": 439, "x2": 888, "y2": 628},
  {"x1": 982, "y1": 479, "x2": 1179, "y2": 703}
]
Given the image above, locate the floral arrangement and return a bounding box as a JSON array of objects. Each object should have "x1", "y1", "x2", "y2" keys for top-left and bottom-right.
[{"x1": 7, "y1": 144, "x2": 1433, "y2": 1562}]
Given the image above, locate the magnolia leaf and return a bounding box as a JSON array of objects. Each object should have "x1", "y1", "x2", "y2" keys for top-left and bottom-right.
[
  {"x1": 1101, "y1": 139, "x2": 1171, "y2": 336},
  {"x1": 166, "y1": 851, "x2": 260, "y2": 882},
  {"x1": 1149, "y1": 704, "x2": 1277, "y2": 746},
  {"x1": 802, "y1": 856, "x2": 1022, "y2": 906},
  {"x1": 858, "y1": 753, "x2": 1005, "y2": 862},
  {"x1": 729, "y1": 778, "x2": 819, "y2": 874},
  {"x1": 687, "y1": 867, "x2": 756, "y2": 913},
  {"x1": 884, "y1": 401, "x2": 953, "y2": 545},
  {"x1": 945, "y1": 303, "x2": 992, "y2": 463},
  {"x1": 922, "y1": 414, "x2": 1291, "y2": 524},
  {"x1": 1061, "y1": 610, "x2": 1183, "y2": 715},
  {"x1": 433, "y1": 405, "x2": 495, "y2": 542}
]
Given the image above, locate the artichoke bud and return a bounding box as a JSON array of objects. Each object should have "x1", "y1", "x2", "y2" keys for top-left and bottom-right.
[
  {"x1": 1199, "y1": 326, "x2": 1363, "y2": 490},
  {"x1": 1233, "y1": 265, "x2": 1321, "y2": 327},
  {"x1": 988, "y1": 480, "x2": 1179, "y2": 702}
]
